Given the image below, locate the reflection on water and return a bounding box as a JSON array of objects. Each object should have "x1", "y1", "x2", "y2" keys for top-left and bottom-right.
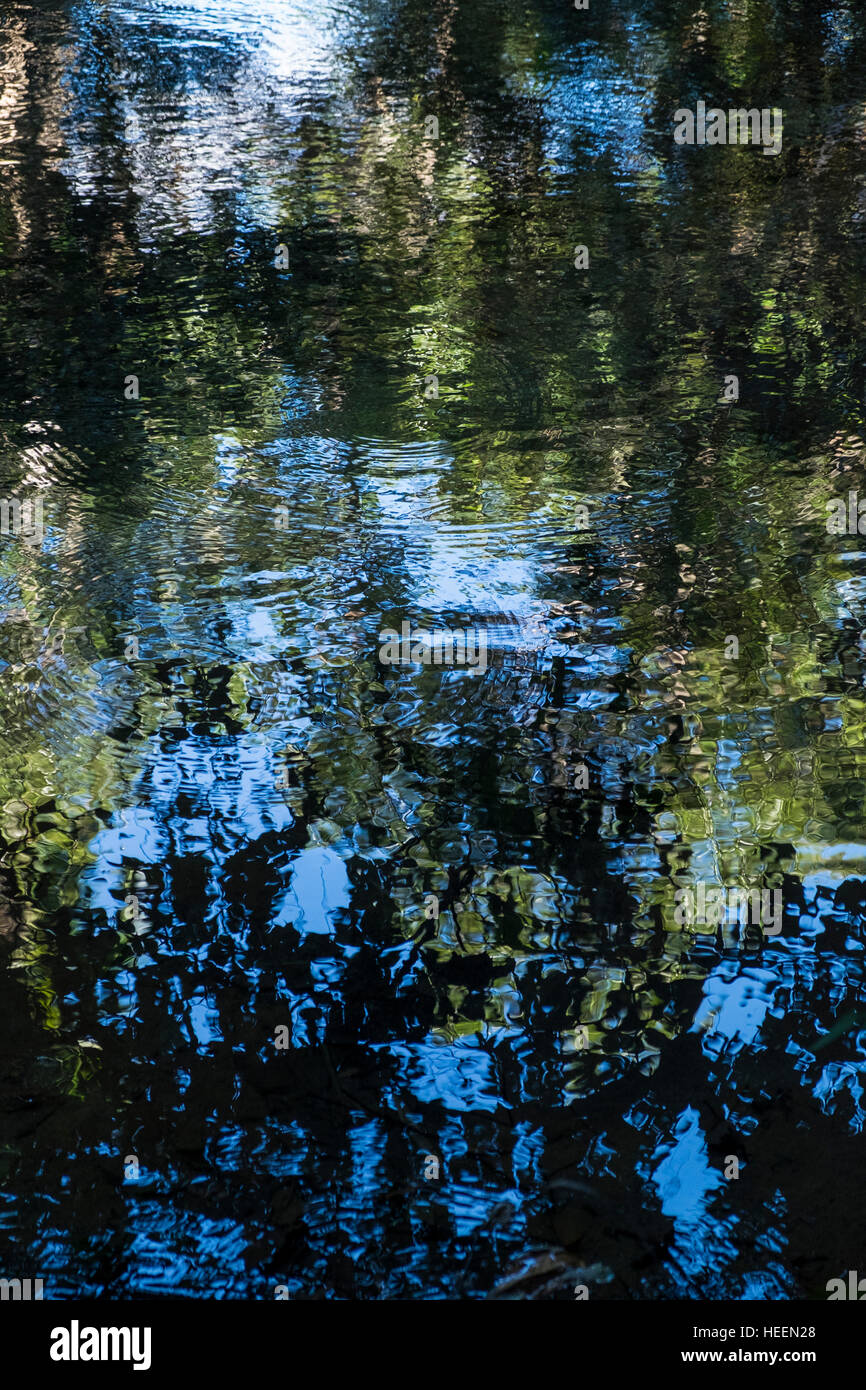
[{"x1": 2, "y1": 0, "x2": 866, "y2": 1298}]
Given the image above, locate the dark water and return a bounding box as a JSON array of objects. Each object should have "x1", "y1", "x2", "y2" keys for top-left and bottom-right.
[{"x1": 2, "y1": 0, "x2": 866, "y2": 1300}]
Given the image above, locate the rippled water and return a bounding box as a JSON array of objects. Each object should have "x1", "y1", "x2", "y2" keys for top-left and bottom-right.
[{"x1": 2, "y1": 0, "x2": 866, "y2": 1300}]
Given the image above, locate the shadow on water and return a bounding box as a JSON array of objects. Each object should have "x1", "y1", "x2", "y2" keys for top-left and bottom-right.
[{"x1": 1, "y1": 0, "x2": 866, "y2": 1297}]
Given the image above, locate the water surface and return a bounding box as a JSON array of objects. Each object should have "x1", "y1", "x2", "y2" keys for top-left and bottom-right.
[{"x1": 2, "y1": 0, "x2": 866, "y2": 1299}]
